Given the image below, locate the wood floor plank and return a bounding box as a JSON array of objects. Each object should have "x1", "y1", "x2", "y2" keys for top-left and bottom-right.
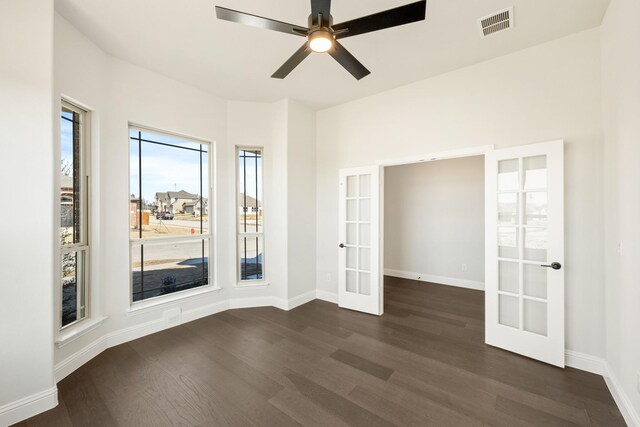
[{"x1": 16, "y1": 277, "x2": 624, "y2": 427}]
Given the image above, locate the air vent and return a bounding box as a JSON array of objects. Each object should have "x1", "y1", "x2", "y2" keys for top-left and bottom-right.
[{"x1": 478, "y1": 7, "x2": 513, "y2": 38}]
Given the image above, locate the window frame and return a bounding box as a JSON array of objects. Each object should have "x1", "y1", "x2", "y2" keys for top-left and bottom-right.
[
  {"x1": 59, "y1": 99, "x2": 90, "y2": 331},
  {"x1": 236, "y1": 146, "x2": 266, "y2": 285},
  {"x1": 128, "y1": 124, "x2": 216, "y2": 307}
]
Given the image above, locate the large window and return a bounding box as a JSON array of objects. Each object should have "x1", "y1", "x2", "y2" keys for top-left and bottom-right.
[
  {"x1": 129, "y1": 127, "x2": 211, "y2": 302},
  {"x1": 237, "y1": 148, "x2": 264, "y2": 282},
  {"x1": 60, "y1": 101, "x2": 89, "y2": 328}
]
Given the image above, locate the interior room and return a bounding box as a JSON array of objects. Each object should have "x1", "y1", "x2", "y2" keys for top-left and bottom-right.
[{"x1": 1, "y1": 0, "x2": 639, "y2": 426}]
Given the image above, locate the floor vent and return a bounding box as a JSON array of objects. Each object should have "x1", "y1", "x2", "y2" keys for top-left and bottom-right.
[{"x1": 478, "y1": 7, "x2": 513, "y2": 38}]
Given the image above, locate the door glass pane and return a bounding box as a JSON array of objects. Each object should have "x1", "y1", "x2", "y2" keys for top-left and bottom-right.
[
  {"x1": 346, "y1": 223, "x2": 357, "y2": 245},
  {"x1": 499, "y1": 294, "x2": 519, "y2": 328},
  {"x1": 498, "y1": 159, "x2": 519, "y2": 191},
  {"x1": 347, "y1": 175, "x2": 358, "y2": 197},
  {"x1": 498, "y1": 193, "x2": 518, "y2": 225},
  {"x1": 359, "y1": 198, "x2": 371, "y2": 221},
  {"x1": 525, "y1": 192, "x2": 547, "y2": 226},
  {"x1": 359, "y1": 247, "x2": 370, "y2": 272},
  {"x1": 498, "y1": 261, "x2": 519, "y2": 294},
  {"x1": 347, "y1": 199, "x2": 357, "y2": 221},
  {"x1": 524, "y1": 227, "x2": 547, "y2": 262},
  {"x1": 359, "y1": 174, "x2": 371, "y2": 197},
  {"x1": 523, "y1": 264, "x2": 547, "y2": 299},
  {"x1": 359, "y1": 223, "x2": 370, "y2": 246},
  {"x1": 346, "y1": 247, "x2": 357, "y2": 269},
  {"x1": 498, "y1": 227, "x2": 519, "y2": 259},
  {"x1": 523, "y1": 299, "x2": 547, "y2": 336},
  {"x1": 346, "y1": 270, "x2": 357, "y2": 293},
  {"x1": 359, "y1": 272, "x2": 371, "y2": 296},
  {"x1": 523, "y1": 155, "x2": 547, "y2": 190}
]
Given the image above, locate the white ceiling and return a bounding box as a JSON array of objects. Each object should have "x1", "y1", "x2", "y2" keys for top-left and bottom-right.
[{"x1": 55, "y1": 0, "x2": 610, "y2": 109}]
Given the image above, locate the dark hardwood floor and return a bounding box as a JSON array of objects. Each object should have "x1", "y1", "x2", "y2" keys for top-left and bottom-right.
[{"x1": 16, "y1": 277, "x2": 625, "y2": 426}]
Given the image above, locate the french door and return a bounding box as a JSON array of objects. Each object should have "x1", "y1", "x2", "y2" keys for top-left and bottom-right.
[
  {"x1": 338, "y1": 166, "x2": 383, "y2": 315},
  {"x1": 485, "y1": 140, "x2": 565, "y2": 367}
]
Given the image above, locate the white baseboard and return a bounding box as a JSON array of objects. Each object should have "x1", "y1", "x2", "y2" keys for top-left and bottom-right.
[
  {"x1": 604, "y1": 362, "x2": 640, "y2": 427},
  {"x1": 564, "y1": 350, "x2": 606, "y2": 375},
  {"x1": 384, "y1": 268, "x2": 485, "y2": 291},
  {"x1": 316, "y1": 289, "x2": 338, "y2": 304},
  {"x1": 54, "y1": 292, "x2": 316, "y2": 384},
  {"x1": 0, "y1": 386, "x2": 57, "y2": 427}
]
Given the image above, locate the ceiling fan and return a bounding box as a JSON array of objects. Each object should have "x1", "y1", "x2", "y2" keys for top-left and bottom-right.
[{"x1": 215, "y1": 0, "x2": 427, "y2": 80}]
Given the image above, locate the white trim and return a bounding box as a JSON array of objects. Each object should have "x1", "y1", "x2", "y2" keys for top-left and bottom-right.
[
  {"x1": 316, "y1": 289, "x2": 338, "y2": 304},
  {"x1": 0, "y1": 386, "x2": 57, "y2": 427},
  {"x1": 564, "y1": 350, "x2": 606, "y2": 375},
  {"x1": 56, "y1": 316, "x2": 108, "y2": 348},
  {"x1": 384, "y1": 268, "x2": 485, "y2": 291},
  {"x1": 378, "y1": 145, "x2": 494, "y2": 167},
  {"x1": 604, "y1": 362, "x2": 640, "y2": 427},
  {"x1": 127, "y1": 286, "x2": 222, "y2": 315},
  {"x1": 54, "y1": 291, "x2": 316, "y2": 383}
]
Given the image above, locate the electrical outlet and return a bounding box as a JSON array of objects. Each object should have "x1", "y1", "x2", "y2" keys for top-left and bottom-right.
[
  {"x1": 461, "y1": 264, "x2": 468, "y2": 272},
  {"x1": 164, "y1": 308, "x2": 181, "y2": 325}
]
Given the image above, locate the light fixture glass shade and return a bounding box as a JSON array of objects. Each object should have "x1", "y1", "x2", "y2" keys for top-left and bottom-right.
[{"x1": 309, "y1": 31, "x2": 333, "y2": 53}]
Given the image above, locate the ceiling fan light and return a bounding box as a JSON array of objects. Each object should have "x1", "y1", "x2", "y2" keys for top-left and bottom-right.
[{"x1": 309, "y1": 30, "x2": 333, "y2": 53}]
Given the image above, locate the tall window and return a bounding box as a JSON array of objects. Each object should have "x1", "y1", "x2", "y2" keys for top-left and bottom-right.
[
  {"x1": 60, "y1": 101, "x2": 89, "y2": 328},
  {"x1": 237, "y1": 148, "x2": 264, "y2": 282},
  {"x1": 129, "y1": 127, "x2": 211, "y2": 302}
]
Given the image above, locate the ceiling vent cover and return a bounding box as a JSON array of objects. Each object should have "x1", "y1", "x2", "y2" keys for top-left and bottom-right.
[{"x1": 478, "y1": 7, "x2": 513, "y2": 38}]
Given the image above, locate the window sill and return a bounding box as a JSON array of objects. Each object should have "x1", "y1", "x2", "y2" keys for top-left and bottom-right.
[
  {"x1": 56, "y1": 316, "x2": 108, "y2": 348},
  {"x1": 127, "y1": 285, "x2": 222, "y2": 316},
  {"x1": 235, "y1": 281, "x2": 270, "y2": 290}
]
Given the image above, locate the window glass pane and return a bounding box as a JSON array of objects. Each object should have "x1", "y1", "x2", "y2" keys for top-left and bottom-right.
[
  {"x1": 239, "y1": 235, "x2": 263, "y2": 281},
  {"x1": 60, "y1": 107, "x2": 82, "y2": 245},
  {"x1": 132, "y1": 239, "x2": 209, "y2": 302},
  {"x1": 130, "y1": 131, "x2": 210, "y2": 240},
  {"x1": 238, "y1": 149, "x2": 262, "y2": 234},
  {"x1": 61, "y1": 250, "x2": 86, "y2": 328}
]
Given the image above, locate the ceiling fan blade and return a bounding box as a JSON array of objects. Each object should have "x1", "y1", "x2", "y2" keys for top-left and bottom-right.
[
  {"x1": 328, "y1": 41, "x2": 370, "y2": 80},
  {"x1": 332, "y1": 0, "x2": 426, "y2": 39},
  {"x1": 216, "y1": 6, "x2": 308, "y2": 37},
  {"x1": 311, "y1": 0, "x2": 331, "y2": 20},
  {"x1": 271, "y1": 43, "x2": 313, "y2": 79}
]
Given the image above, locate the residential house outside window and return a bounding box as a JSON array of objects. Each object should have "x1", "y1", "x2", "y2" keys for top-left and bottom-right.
[
  {"x1": 60, "y1": 100, "x2": 89, "y2": 328},
  {"x1": 237, "y1": 147, "x2": 264, "y2": 282},
  {"x1": 129, "y1": 127, "x2": 212, "y2": 302}
]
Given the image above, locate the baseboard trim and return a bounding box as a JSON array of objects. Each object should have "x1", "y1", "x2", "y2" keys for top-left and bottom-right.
[
  {"x1": 316, "y1": 289, "x2": 338, "y2": 304},
  {"x1": 564, "y1": 350, "x2": 606, "y2": 375},
  {"x1": 384, "y1": 269, "x2": 485, "y2": 291},
  {"x1": 604, "y1": 362, "x2": 640, "y2": 427},
  {"x1": 0, "y1": 386, "x2": 57, "y2": 427}
]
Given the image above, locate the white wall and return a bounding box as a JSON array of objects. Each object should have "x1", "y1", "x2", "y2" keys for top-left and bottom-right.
[
  {"x1": 384, "y1": 156, "x2": 484, "y2": 286},
  {"x1": 316, "y1": 28, "x2": 605, "y2": 357},
  {"x1": 601, "y1": 0, "x2": 640, "y2": 423},
  {"x1": 0, "y1": 0, "x2": 57, "y2": 424}
]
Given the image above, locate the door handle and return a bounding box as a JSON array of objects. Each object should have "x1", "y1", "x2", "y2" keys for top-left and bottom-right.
[
  {"x1": 541, "y1": 262, "x2": 562, "y2": 270},
  {"x1": 339, "y1": 243, "x2": 345, "y2": 248}
]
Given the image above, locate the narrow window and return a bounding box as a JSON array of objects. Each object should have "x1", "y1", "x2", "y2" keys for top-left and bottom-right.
[
  {"x1": 237, "y1": 148, "x2": 264, "y2": 282},
  {"x1": 60, "y1": 101, "x2": 89, "y2": 328},
  {"x1": 129, "y1": 127, "x2": 212, "y2": 302}
]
